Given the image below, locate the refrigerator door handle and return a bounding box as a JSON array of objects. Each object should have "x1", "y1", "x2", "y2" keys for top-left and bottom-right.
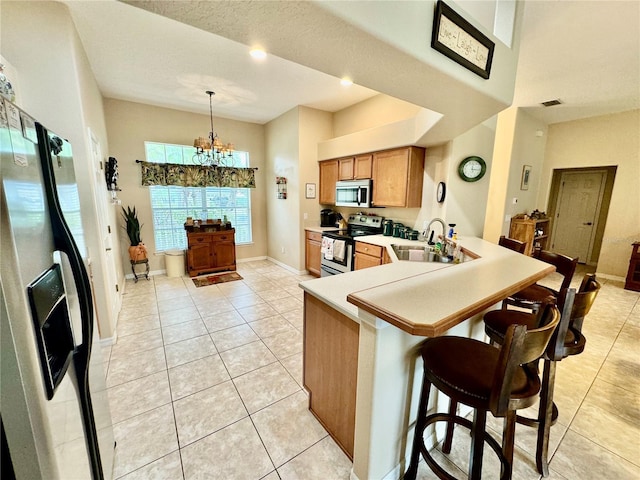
[{"x1": 36, "y1": 124, "x2": 104, "y2": 480}]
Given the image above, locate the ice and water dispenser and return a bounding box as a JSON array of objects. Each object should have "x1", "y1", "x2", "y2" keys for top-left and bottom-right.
[{"x1": 27, "y1": 264, "x2": 75, "y2": 400}]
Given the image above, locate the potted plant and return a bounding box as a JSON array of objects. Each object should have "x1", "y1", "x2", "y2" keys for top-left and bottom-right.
[{"x1": 122, "y1": 206, "x2": 147, "y2": 262}]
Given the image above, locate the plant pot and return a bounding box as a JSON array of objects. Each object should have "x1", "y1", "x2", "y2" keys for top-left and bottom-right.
[{"x1": 128, "y1": 243, "x2": 147, "y2": 262}]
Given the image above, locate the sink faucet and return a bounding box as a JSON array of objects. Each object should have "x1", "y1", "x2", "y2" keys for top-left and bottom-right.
[{"x1": 424, "y1": 218, "x2": 446, "y2": 249}]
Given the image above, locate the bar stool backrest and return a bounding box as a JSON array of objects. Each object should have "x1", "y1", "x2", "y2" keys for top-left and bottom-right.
[
  {"x1": 490, "y1": 304, "x2": 560, "y2": 416},
  {"x1": 499, "y1": 235, "x2": 527, "y2": 254},
  {"x1": 534, "y1": 250, "x2": 579, "y2": 294},
  {"x1": 546, "y1": 274, "x2": 601, "y2": 361}
]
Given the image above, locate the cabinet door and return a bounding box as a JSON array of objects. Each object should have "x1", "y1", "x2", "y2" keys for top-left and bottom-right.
[
  {"x1": 319, "y1": 160, "x2": 339, "y2": 204},
  {"x1": 354, "y1": 252, "x2": 382, "y2": 270},
  {"x1": 339, "y1": 158, "x2": 355, "y2": 180},
  {"x1": 305, "y1": 232, "x2": 322, "y2": 277},
  {"x1": 212, "y1": 231, "x2": 236, "y2": 269},
  {"x1": 214, "y1": 241, "x2": 236, "y2": 269},
  {"x1": 372, "y1": 147, "x2": 424, "y2": 208},
  {"x1": 354, "y1": 154, "x2": 373, "y2": 179},
  {"x1": 187, "y1": 242, "x2": 212, "y2": 274}
]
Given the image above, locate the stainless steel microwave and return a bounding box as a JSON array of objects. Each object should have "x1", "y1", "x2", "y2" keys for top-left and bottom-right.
[{"x1": 335, "y1": 179, "x2": 372, "y2": 208}]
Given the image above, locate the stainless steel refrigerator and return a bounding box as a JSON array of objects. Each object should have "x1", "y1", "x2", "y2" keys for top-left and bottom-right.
[{"x1": 1, "y1": 98, "x2": 114, "y2": 479}]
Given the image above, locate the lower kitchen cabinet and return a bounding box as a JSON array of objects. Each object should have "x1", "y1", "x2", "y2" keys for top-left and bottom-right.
[
  {"x1": 305, "y1": 230, "x2": 322, "y2": 277},
  {"x1": 354, "y1": 241, "x2": 390, "y2": 270},
  {"x1": 303, "y1": 292, "x2": 359, "y2": 459},
  {"x1": 186, "y1": 229, "x2": 236, "y2": 277}
]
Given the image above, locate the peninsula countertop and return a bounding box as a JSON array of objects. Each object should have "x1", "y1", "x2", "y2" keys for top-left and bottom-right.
[{"x1": 299, "y1": 235, "x2": 554, "y2": 336}]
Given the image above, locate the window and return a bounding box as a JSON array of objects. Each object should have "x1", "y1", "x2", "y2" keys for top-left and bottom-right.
[{"x1": 145, "y1": 142, "x2": 252, "y2": 252}]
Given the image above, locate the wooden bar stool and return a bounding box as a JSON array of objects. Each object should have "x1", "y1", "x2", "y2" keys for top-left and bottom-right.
[
  {"x1": 404, "y1": 304, "x2": 560, "y2": 480},
  {"x1": 499, "y1": 235, "x2": 527, "y2": 254},
  {"x1": 504, "y1": 250, "x2": 578, "y2": 311},
  {"x1": 483, "y1": 274, "x2": 601, "y2": 476}
]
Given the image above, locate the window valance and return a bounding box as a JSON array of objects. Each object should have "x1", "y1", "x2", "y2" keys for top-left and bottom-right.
[{"x1": 137, "y1": 160, "x2": 256, "y2": 188}]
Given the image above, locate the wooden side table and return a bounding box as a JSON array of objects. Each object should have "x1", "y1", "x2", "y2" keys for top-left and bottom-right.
[
  {"x1": 624, "y1": 242, "x2": 640, "y2": 292},
  {"x1": 131, "y1": 259, "x2": 150, "y2": 282}
]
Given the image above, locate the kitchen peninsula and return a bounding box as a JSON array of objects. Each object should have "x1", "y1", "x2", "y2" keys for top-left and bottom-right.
[{"x1": 299, "y1": 236, "x2": 554, "y2": 480}]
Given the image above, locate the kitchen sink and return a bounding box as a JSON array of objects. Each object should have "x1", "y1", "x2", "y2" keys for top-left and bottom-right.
[{"x1": 391, "y1": 244, "x2": 455, "y2": 263}]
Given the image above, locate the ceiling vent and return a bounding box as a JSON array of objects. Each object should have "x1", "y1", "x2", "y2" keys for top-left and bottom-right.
[{"x1": 541, "y1": 99, "x2": 563, "y2": 107}]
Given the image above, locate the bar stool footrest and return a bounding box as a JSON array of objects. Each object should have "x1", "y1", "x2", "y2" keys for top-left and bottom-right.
[
  {"x1": 516, "y1": 403, "x2": 559, "y2": 428},
  {"x1": 407, "y1": 413, "x2": 511, "y2": 480}
]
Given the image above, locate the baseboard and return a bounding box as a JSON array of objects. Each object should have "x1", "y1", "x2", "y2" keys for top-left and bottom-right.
[
  {"x1": 124, "y1": 269, "x2": 164, "y2": 280},
  {"x1": 266, "y1": 256, "x2": 307, "y2": 275},
  {"x1": 236, "y1": 256, "x2": 268, "y2": 263},
  {"x1": 99, "y1": 333, "x2": 117, "y2": 347},
  {"x1": 595, "y1": 272, "x2": 625, "y2": 282}
]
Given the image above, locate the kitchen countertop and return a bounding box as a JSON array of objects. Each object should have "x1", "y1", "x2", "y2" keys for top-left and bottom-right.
[
  {"x1": 299, "y1": 235, "x2": 554, "y2": 336},
  {"x1": 305, "y1": 226, "x2": 341, "y2": 233}
]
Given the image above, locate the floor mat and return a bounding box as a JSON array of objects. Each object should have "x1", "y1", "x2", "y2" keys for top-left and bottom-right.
[{"x1": 192, "y1": 271, "x2": 243, "y2": 287}]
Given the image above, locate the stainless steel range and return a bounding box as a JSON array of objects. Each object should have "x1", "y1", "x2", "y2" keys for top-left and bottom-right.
[{"x1": 320, "y1": 214, "x2": 384, "y2": 277}]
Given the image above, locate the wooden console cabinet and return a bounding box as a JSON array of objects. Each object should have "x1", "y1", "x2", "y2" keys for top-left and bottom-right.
[
  {"x1": 305, "y1": 230, "x2": 322, "y2": 277},
  {"x1": 625, "y1": 242, "x2": 640, "y2": 292},
  {"x1": 509, "y1": 215, "x2": 550, "y2": 256},
  {"x1": 186, "y1": 228, "x2": 236, "y2": 277}
]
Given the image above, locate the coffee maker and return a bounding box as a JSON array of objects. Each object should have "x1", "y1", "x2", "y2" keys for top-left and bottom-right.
[{"x1": 320, "y1": 209, "x2": 337, "y2": 227}]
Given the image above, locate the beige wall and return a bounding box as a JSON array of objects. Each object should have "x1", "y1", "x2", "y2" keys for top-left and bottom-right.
[
  {"x1": 103, "y1": 99, "x2": 267, "y2": 274},
  {"x1": 484, "y1": 107, "x2": 548, "y2": 242},
  {"x1": 2, "y1": 1, "x2": 121, "y2": 339},
  {"x1": 264, "y1": 107, "x2": 300, "y2": 268},
  {"x1": 264, "y1": 106, "x2": 333, "y2": 271},
  {"x1": 541, "y1": 110, "x2": 639, "y2": 278},
  {"x1": 332, "y1": 94, "x2": 422, "y2": 137}
]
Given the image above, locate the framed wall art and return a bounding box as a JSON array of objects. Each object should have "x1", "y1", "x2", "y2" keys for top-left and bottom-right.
[
  {"x1": 305, "y1": 183, "x2": 316, "y2": 199},
  {"x1": 521, "y1": 165, "x2": 532, "y2": 190},
  {"x1": 431, "y1": 0, "x2": 495, "y2": 79}
]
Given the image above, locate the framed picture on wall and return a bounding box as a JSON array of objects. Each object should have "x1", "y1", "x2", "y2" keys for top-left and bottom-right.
[
  {"x1": 521, "y1": 165, "x2": 532, "y2": 190},
  {"x1": 305, "y1": 183, "x2": 316, "y2": 199}
]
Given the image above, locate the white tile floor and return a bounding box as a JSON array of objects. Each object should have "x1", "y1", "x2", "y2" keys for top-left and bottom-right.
[{"x1": 103, "y1": 261, "x2": 640, "y2": 479}]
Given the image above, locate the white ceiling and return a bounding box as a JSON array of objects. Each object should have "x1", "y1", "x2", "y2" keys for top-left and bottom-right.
[{"x1": 63, "y1": 0, "x2": 639, "y2": 127}]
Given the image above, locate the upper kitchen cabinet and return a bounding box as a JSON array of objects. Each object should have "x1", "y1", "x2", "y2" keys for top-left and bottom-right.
[
  {"x1": 339, "y1": 154, "x2": 373, "y2": 181},
  {"x1": 319, "y1": 160, "x2": 339, "y2": 204},
  {"x1": 372, "y1": 147, "x2": 425, "y2": 208}
]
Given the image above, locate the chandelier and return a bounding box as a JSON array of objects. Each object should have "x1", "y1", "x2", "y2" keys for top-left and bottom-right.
[{"x1": 193, "y1": 90, "x2": 234, "y2": 166}]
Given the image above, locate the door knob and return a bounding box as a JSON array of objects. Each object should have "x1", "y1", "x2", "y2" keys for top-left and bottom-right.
[{"x1": 583, "y1": 222, "x2": 593, "y2": 226}]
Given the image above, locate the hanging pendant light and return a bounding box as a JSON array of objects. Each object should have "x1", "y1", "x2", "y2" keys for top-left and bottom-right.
[{"x1": 193, "y1": 90, "x2": 234, "y2": 166}]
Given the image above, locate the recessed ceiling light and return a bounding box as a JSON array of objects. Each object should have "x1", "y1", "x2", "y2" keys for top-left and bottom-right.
[
  {"x1": 340, "y1": 78, "x2": 353, "y2": 86},
  {"x1": 250, "y1": 48, "x2": 266, "y2": 60}
]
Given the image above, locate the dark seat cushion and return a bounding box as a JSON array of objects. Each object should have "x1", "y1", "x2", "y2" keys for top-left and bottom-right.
[{"x1": 421, "y1": 336, "x2": 540, "y2": 413}]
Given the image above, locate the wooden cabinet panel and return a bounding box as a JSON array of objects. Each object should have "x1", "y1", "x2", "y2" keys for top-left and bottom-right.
[
  {"x1": 305, "y1": 231, "x2": 322, "y2": 277},
  {"x1": 338, "y1": 157, "x2": 355, "y2": 180},
  {"x1": 319, "y1": 160, "x2": 339, "y2": 204},
  {"x1": 354, "y1": 241, "x2": 385, "y2": 270},
  {"x1": 354, "y1": 154, "x2": 373, "y2": 179},
  {"x1": 509, "y1": 216, "x2": 550, "y2": 256},
  {"x1": 304, "y1": 292, "x2": 359, "y2": 459},
  {"x1": 372, "y1": 147, "x2": 424, "y2": 208},
  {"x1": 186, "y1": 229, "x2": 236, "y2": 276},
  {"x1": 187, "y1": 242, "x2": 212, "y2": 272}
]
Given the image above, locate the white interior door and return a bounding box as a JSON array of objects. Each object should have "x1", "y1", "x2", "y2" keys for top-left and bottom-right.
[
  {"x1": 89, "y1": 129, "x2": 121, "y2": 328},
  {"x1": 551, "y1": 170, "x2": 606, "y2": 263}
]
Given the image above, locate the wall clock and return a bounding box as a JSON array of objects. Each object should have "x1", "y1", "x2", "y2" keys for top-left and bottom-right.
[
  {"x1": 458, "y1": 156, "x2": 486, "y2": 182},
  {"x1": 436, "y1": 182, "x2": 446, "y2": 203}
]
